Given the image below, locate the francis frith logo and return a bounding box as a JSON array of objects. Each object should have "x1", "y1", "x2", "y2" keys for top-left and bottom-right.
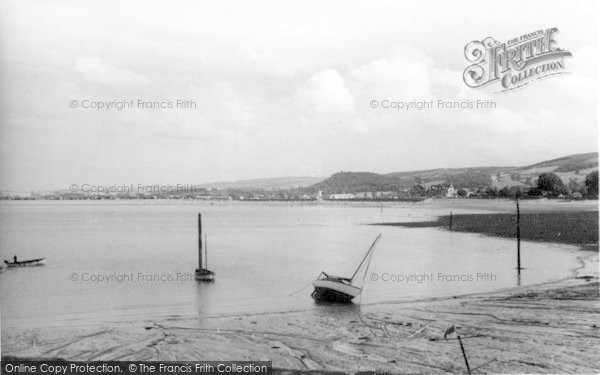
[{"x1": 463, "y1": 28, "x2": 572, "y2": 92}]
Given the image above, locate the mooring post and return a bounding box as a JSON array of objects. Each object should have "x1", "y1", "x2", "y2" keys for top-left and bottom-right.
[
  {"x1": 457, "y1": 335, "x2": 472, "y2": 375},
  {"x1": 449, "y1": 210, "x2": 453, "y2": 230},
  {"x1": 516, "y1": 198, "x2": 521, "y2": 271}
]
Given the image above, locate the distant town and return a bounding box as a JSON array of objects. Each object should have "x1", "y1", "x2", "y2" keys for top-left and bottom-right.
[
  {"x1": 2, "y1": 152, "x2": 597, "y2": 202},
  {"x1": 2, "y1": 171, "x2": 597, "y2": 202}
]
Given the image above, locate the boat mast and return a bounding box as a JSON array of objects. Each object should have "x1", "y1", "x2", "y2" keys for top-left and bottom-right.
[
  {"x1": 198, "y1": 213, "x2": 203, "y2": 270},
  {"x1": 350, "y1": 234, "x2": 381, "y2": 282}
]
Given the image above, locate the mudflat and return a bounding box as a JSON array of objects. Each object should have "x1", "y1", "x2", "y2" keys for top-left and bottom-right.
[{"x1": 3, "y1": 274, "x2": 598, "y2": 373}]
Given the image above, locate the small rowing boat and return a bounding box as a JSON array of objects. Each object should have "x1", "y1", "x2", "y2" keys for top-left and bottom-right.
[{"x1": 4, "y1": 258, "x2": 46, "y2": 267}]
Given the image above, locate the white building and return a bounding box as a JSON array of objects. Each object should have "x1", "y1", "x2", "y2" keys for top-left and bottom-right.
[
  {"x1": 446, "y1": 184, "x2": 457, "y2": 198},
  {"x1": 329, "y1": 193, "x2": 355, "y2": 200}
]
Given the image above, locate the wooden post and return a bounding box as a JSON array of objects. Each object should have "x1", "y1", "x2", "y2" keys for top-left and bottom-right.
[
  {"x1": 449, "y1": 210, "x2": 453, "y2": 230},
  {"x1": 205, "y1": 233, "x2": 208, "y2": 269},
  {"x1": 516, "y1": 198, "x2": 521, "y2": 271},
  {"x1": 457, "y1": 335, "x2": 472, "y2": 375},
  {"x1": 198, "y1": 213, "x2": 203, "y2": 270}
]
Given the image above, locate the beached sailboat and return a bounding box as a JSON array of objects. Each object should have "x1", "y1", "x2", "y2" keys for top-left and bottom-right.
[
  {"x1": 4, "y1": 257, "x2": 46, "y2": 267},
  {"x1": 195, "y1": 213, "x2": 214, "y2": 282},
  {"x1": 311, "y1": 234, "x2": 381, "y2": 303}
]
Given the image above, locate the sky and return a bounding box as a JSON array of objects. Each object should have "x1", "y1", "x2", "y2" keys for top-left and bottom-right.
[{"x1": 0, "y1": 0, "x2": 598, "y2": 191}]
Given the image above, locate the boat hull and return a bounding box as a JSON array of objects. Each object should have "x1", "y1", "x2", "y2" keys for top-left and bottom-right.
[
  {"x1": 4, "y1": 258, "x2": 45, "y2": 267},
  {"x1": 195, "y1": 268, "x2": 215, "y2": 282},
  {"x1": 311, "y1": 279, "x2": 362, "y2": 303}
]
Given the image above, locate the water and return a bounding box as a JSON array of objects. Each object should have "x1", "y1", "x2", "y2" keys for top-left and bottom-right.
[{"x1": 0, "y1": 200, "x2": 584, "y2": 328}]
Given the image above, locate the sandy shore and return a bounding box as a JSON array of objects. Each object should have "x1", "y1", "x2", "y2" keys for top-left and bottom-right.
[
  {"x1": 3, "y1": 202, "x2": 599, "y2": 373},
  {"x1": 3, "y1": 254, "x2": 598, "y2": 374}
]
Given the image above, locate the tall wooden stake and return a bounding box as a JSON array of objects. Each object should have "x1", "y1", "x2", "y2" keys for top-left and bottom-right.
[
  {"x1": 449, "y1": 210, "x2": 453, "y2": 230},
  {"x1": 516, "y1": 198, "x2": 521, "y2": 271},
  {"x1": 457, "y1": 335, "x2": 472, "y2": 375},
  {"x1": 205, "y1": 233, "x2": 208, "y2": 269}
]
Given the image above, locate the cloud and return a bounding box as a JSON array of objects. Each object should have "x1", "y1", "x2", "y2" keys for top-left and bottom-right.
[
  {"x1": 75, "y1": 57, "x2": 149, "y2": 85},
  {"x1": 350, "y1": 48, "x2": 435, "y2": 98},
  {"x1": 0, "y1": 1, "x2": 597, "y2": 190},
  {"x1": 296, "y1": 69, "x2": 355, "y2": 115}
]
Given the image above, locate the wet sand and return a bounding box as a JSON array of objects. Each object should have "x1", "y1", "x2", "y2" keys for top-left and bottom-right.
[{"x1": 3, "y1": 262, "x2": 598, "y2": 374}]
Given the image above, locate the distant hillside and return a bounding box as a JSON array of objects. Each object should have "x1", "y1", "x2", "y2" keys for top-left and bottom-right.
[
  {"x1": 504, "y1": 152, "x2": 597, "y2": 189},
  {"x1": 36, "y1": 153, "x2": 596, "y2": 198},
  {"x1": 199, "y1": 176, "x2": 324, "y2": 190},
  {"x1": 307, "y1": 153, "x2": 598, "y2": 193},
  {"x1": 308, "y1": 169, "x2": 497, "y2": 193},
  {"x1": 521, "y1": 152, "x2": 597, "y2": 172},
  {"x1": 306, "y1": 172, "x2": 397, "y2": 193}
]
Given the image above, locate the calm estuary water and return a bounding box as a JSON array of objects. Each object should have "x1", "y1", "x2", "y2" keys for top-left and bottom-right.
[{"x1": 0, "y1": 200, "x2": 585, "y2": 328}]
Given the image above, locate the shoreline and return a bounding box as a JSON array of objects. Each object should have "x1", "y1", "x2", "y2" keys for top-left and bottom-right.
[
  {"x1": 373, "y1": 211, "x2": 599, "y2": 251},
  {"x1": 3, "y1": 253, "x2": 598, "y2": 374},
  {"x1": 2, "y1": 202, "x2": 598, "y2": 373}
]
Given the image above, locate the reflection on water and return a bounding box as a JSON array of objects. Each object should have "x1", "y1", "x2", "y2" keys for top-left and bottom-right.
[{"x1": 0, "y1": 201, "x2": 583, "y2": 328}]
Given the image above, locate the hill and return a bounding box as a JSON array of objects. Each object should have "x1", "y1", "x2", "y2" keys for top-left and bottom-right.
[
  {"x1": 307, "y1": 153, "x2": 598, "y2": 194},
  {"x1": 198, "y1": 176, "x2": 324, "y2": 191},
  {"x1": 522, "y1": 152, "x2": 598, "y2": 172}
]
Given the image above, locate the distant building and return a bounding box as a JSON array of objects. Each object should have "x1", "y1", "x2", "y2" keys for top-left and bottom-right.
[
  {"x1": 446, "y1": 184, "x2": 457, "y2": 198},
  {"x1": 354, "y1": 192, "x2": 373, "y2": 199},
  {"x1": 329, "y1": 193, "x2": 355, "y2": 200}
]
